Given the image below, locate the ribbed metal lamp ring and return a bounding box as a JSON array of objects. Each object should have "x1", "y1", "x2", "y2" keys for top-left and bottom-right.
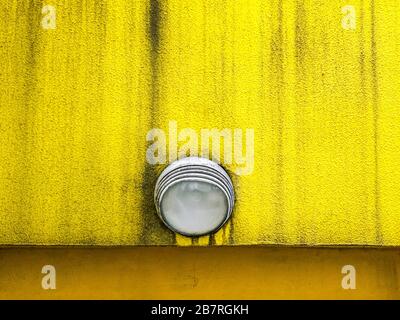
[{"x1": 154, "y1": 157, "x2": 235, "y2": 236}]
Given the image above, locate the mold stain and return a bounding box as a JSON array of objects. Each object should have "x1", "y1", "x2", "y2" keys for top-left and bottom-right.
[
  {"x1": 370, "y1": 0, "x2": 383, "y2": 244},
  {"x1": 140, "y1": 0, "x2": 175, "y2": 244}
]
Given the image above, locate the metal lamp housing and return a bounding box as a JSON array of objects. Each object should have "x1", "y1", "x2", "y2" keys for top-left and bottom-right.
[{"x1": 154, "y1": 157, "x2": 235, "y2": 236}]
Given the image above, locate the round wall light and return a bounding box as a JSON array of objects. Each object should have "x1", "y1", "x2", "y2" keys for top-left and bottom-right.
[{"x1": 154, "y1": 157, "x2": 235, "y2": 236}]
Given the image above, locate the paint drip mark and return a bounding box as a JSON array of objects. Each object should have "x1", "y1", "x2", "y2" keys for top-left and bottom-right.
[
  {"x1": 191, "y1": 237, "x2": 199, "y2": 245},
  {"x1": 208, "y1": 233, "x2": 216, "y2": 246},
  {"x1": 228, "y1": 219, "x2": 235, "y2": 244}
]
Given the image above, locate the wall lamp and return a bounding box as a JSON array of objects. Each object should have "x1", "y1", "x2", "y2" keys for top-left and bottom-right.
[{"x1": 154, "y1": 157, "x2": 235, "y2": 236}]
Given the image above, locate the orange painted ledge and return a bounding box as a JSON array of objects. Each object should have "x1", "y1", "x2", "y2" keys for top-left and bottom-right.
[{"x1": 0, "y1": 247, "x2": 399, "y2": 299}]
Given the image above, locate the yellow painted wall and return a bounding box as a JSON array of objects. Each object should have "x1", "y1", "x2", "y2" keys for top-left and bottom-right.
[
  {"x1": 0, "y1": 247, "x2": 399, "y2": 299},
  {"x1": 1, "y1": 0, "x2": 400, "y2": 246}
]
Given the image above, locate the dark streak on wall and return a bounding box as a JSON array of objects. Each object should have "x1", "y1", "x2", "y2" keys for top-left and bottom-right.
[
  {"x1": 294, "y1": 0, "x2": 307, "y2": 244},
  {"x1": 357, "y1": 0, "x2": 372, "y2": 243},
  {"x1": 141, "y1": 0, "x2": 175, "y2": 245},
  {"x1": 17, "y1": 0, "x2": 42, "y2": 242},
  {"x1": 269, "y1": 0, "x2": 285, "y2": 244},
  {"x1": 370, "y1": 0, "x2": 383, "y2": 244}
]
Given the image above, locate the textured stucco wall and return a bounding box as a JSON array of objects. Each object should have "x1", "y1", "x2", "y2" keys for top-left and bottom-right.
[{"x1": 0, "y1": 0, "x2": 399, "y2": 246}]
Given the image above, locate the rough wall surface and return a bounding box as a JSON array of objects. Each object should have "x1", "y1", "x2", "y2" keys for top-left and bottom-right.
[{"x1": 0, "y1": 0, "x2": 399, "y2": 246}]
